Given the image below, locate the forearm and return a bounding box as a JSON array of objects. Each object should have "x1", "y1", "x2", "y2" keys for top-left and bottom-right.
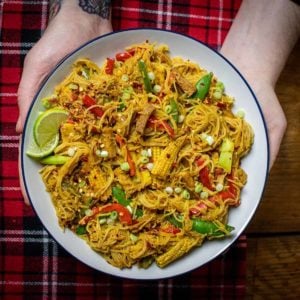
[
  {"x1": 49, "y1": 0, "x2": 112, "y2": 33},
  {"x1": 221, "y1": 0, "x2": 300, "y2": 87}
]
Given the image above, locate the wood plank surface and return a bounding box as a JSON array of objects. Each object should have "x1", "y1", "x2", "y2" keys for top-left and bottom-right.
[
  {"x1": 246, "y1": 235, "x2": 300, "y2": 300},
  {"x1": 246, "y1": 39, "x2": 300, "y2": 299},
  {"x1": 246, "y1": 40, "x2": 300, "y2": 234}
]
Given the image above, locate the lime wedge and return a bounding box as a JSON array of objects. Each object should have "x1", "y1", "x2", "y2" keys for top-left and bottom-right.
[
  {"x1": 26, "y1": 133, "x2": 59, "y2": 158},
  {"x1": 33, "y1": 108, "x2": 68, "y2": 147}
]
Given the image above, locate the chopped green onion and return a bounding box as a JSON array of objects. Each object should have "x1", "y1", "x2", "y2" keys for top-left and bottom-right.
[
  {"x1": 120, "y1": 162, "x2": 130, "y2": 172},
  {"x1": 121, "y1": 92, "x2": 131, "y2": 101},
  {"x1": 216, "y1": 81, "x2": 225, "y2": 92},
  {"x1": 67, "y1": 147, "x2": 77, "y2": 157},
  {"x1": 164, "y1": 186, "x2": 173, "y2": 194},
  {"x1": 130, "y1": 233, "x2": 138, "y2": 243},
  {"x1": 109, "y1": 211, "x2": 118, "y2": 220},
  {"x1": 84, "y1": 208, "x2": 92, "y2": 216},
  {"x1": 121, "y1": 74, "x2": 129, "y2": 81},
  {"x1": 140, "y1": 156, "x2": 149, "y2": 164},
  {"x1": 200, "y1": 191, "x2": 208, "y2": 199},
  {"x1": 41, "y1": 95, "x2": 56, "y2": 109},
  {"x1": 76, "y1": 225, "x2": 87, "y2": 235},
  {"x1": 212, "y1": 90, "x2": 222, "y2": 100},
  {"x1": 78, "y1": 181, "x2": 86, "y2": 188},
  {"x1": 165, "y1": 105, "x2": 172, "y2": 114},
  {"x1": 81, "y1": 67, "x2": 90, "y2": 79},
  {"x1": 99, "y1": 150, "x2": 109, "y2": 158},
  {"x1": 146, "y1": 162, "x2": 154, "y2": 171},
  {"x1": 205, "y1": 135, "x2": 214, "y2": 146},
  {"x1": 99, "y1": 218, "x2": 107, "y2": 225},
  {"x1": 153, "y1": 84, "x2": 162, "y2": 94},
  {"x1": 178, "y1": 115, "x2": 185, "y2": 123},
  {"x1": 147, "y1": 72, "x2": 155, "y2": 81},
  {"x1": 195, "y1": 183, "x2": 203, "y2": 193},
  {"x1": 181, "y1": 189, "x2": 190, "y2": 199},
  {"x1": 174, "y1": 187, "x2": 182, "y2": 194},
  {"x1": 68, "y1": 83, "x2": 78, "y2": 90},
  {"x1": 141, "y1": 149, "x2": 149, "y2": 157},
  {"x1": 126, "y1": 205, "x2": 133, "y2": 214},
  {"x1": 236, "y1": 109, "x2": 245, "y2": 119},
  {"x1": 216, "y1": 183, "x2": 224, "y2": 192}
]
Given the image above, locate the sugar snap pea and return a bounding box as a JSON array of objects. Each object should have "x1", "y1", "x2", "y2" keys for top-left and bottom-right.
[
  {"x1": 192, "y1": 72, "x2": 213, "y2": 100},
  {"x1": 40, "y1": 155, "x2": 70, "y2": 165},
  {"x1": 167, "y1": 215, "x2": 234, "y2": 238},
  {"x1": 112, "y1": 186, "x2": 131, "y2": 206},
  {"x1": 170, "y1": 99, "x2": 179, "y2": 123},
  {"x1": 192, "y1": 219, "x2": 234, "y2": 237}
]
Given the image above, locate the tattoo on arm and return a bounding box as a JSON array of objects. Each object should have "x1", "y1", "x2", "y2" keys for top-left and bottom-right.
[
  {"x1": 79, "y1": 0, "x2": 111, "y2": 19},
  {"x1": 49, "y1": 0, "x2": 111, "y2": 20}
]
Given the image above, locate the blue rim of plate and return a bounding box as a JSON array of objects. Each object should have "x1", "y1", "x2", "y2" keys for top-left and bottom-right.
[{"x1": 21, "y1": 28, "x2": 270, "y2": 279}]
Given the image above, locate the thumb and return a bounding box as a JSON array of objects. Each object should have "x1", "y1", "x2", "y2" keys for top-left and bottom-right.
[{"x1": 16, "y1": 56, "x2": 48, "y2": 133}]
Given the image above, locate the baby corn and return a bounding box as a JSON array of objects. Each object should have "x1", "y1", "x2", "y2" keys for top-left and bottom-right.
[{"x1": 151, "y1": 136, "x2": 186, "y2": 178}]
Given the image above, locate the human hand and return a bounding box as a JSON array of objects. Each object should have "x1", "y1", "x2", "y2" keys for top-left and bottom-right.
[
  {"x1": 220, "y1": 0, "x2": 299, "y2": 169},
  {"x1": 220, "y1": 48, "x2": 287, "y2": 169},
  {"x1": 16, "y1": 3, "x2": 112, "y2": 133},
  {"x1": 17, "y1": 2, "x2": 112, "y2": 205},
  {"x1": 238, "y1": 74, "x2": 286, "y2": 169}
]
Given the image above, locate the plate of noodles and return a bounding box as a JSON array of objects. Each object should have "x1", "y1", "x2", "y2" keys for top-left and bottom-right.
[{"x1": 21, "y1": 29, "x2": 269, "y2": 279}]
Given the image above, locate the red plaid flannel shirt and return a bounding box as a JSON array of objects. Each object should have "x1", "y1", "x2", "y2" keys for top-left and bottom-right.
[{"x1": 0, "y1": 1, "x2": 246, "y2": 299}]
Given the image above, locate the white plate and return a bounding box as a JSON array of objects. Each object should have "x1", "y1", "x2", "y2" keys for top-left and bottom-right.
[{"x1": 21, "y1": 29, "x2": 269, "y2": 279}]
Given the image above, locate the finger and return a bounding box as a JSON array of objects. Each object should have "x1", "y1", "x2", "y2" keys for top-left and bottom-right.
[{"x1": 18, "y1": 135, "x2": 30, "y2": 205}]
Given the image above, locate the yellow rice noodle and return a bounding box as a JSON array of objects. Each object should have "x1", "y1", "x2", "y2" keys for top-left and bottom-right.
[{"x1": 38, "y1": 41, "x2": 253, "y2": 269}]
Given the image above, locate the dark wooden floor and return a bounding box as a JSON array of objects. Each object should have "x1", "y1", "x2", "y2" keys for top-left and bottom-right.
[{"x1": 245, "y1": 40, "x2": 300, "y2": 299}]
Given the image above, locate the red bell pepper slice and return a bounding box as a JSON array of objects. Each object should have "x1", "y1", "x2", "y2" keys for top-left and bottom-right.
[
  {"x1": 190, "y1": 202, "x2": 207, "y2": 216},
  {"x1": 105, "y1": 58, "x2": 115, "y2": 74},
  {"x1": 219, "y1": 180, "x2": 237, "y2": 200},
  {"x1": 82, "y1": 95, "x2": 104, "y2": 118},
  {"x1": 196, "y1": 158, "x2": 213, "y2": 190},
  {"x1": 115, "y1": 51, "x2": 132, "y2": 62},
  {"x1": 161, "y1": 225, "x2": 181, "y2": 234},
  {"x1": 115, "y1": 134, "x2": 125, "y2": 147},
  {"x1": 146, "y1": 116, "x2": 175, "y2": 138},
  {"x1": 101, "y1": 203, "x2": 132, "y2": 225},
  {"x1": 115, "y1": 134, "x2": 136, "y2": 176},
  {"x1": 80, "y1": 203, "x2": 132, "y2": 225},
  {"x1": 115, "y1": 49, "x2": 136, "y2": 62}
]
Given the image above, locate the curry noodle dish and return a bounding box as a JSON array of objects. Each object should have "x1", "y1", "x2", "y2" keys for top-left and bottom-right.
[{"x1": 35, "y1": 42, "x2": 254, "y2": 269}]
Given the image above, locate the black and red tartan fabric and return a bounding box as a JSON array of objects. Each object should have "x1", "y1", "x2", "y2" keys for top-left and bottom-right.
[{"x1": 0, "y1": 1, "x2": 246, "y2": 299}]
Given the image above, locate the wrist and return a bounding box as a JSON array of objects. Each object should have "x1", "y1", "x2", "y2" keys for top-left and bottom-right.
[
  {"x1": 220, "y1": 46, "x2": 275, "y2": 91},
  {"x1": 49, "y1": 0, "x2": 112, "y2": 35}
]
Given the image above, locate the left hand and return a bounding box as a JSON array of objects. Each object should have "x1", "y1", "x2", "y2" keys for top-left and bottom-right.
[{"x1": 16, "y1": 5, "x2": 112, "y2": 133}]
